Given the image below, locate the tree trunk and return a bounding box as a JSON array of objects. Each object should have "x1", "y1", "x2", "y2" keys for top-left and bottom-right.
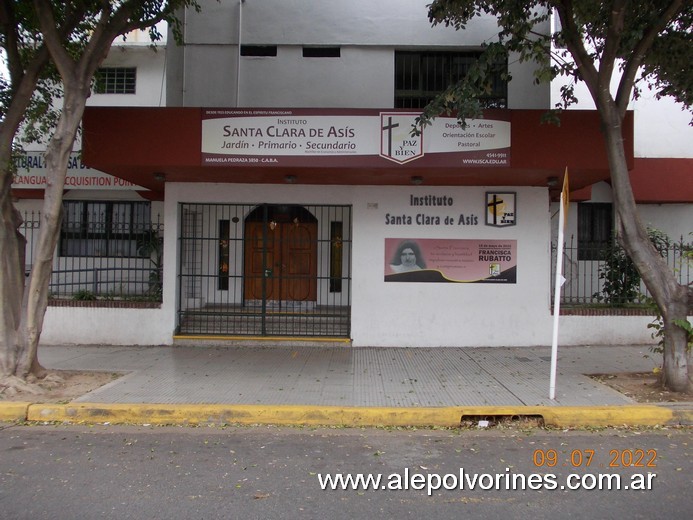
[
  {"x1": 0, "y1": 173, "x2": 26, "y2": 378},
  {"x1": 0, "y1": 52, "x2": 47, "y2": 382},
  {"x1": 600, "y1": 109, "x2": 691, "y2": 393},
  {"x1": 661, "y1": 296, "x2": 691, "y2": 390},
  {"x1": 13, "y1": 89, "x2": 89, "y2": 378}
]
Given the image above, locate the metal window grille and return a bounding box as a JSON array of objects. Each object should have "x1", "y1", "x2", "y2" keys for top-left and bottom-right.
[
  {"x1": 20, "y1": 207, "x2": 163, "y2": 301},
  {"x1": 177, "y1": 203, "x2": 352, "y2": 337},
  {"x1": 60, "y1": 201, "x2": 152, "y2": 257},
  {"x1": 94, "y1": 67, "x2": 136, "y2": 94},
  {"x1": 577, "y1": 203, "x2": 613, "y2": 261},
  {"x1": 395, "y1": 51, "x2": 508, "y2": 109},
  {"x1": 551, "y1": 235, "x2": 691, "y2": 306}
]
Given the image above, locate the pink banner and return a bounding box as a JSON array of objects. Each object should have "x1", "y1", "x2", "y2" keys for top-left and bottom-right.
[{"x1": 384, "y1": 238, "x2": 517, "y2": 283}]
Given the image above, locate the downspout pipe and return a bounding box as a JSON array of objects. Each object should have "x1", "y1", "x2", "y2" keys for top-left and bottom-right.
[{"x1": 236, "y1": 0, "x2": 245, "y2": 107}]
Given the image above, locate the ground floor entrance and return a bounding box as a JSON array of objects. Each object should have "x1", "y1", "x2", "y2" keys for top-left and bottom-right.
[{"x1": 177, "y1": 203, "x2": 352, "y2": 337}]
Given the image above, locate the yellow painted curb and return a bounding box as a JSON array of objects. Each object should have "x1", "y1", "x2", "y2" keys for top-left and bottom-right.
[
  {"x1": 24, "y1": 403, "x2": 685, "y2": 428},
  {"x1": 26, "y1": 403, "x2": 463, "y2": 427},
  {"x1": 541, "y1": 405, "x2": 676, "y2": 427},
  {"x1": 0, "y1": 402, "x2": 31, "y2": 422}
]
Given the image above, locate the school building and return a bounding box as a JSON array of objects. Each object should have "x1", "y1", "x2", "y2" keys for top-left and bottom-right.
[{"x1": 13, "y1": 1, "x2": 692, "y2": 347}]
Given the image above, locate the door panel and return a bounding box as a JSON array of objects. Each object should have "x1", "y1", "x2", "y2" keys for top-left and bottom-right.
[
  {"x1": 282, "y1": 222, "x2": 317, "y2": 301},
  {"x1": 244, "y1": 222, "x2": 279, "y2": 301},
  {"x1": 243, "y1": 218, "x2": 317, "y2": 303}
]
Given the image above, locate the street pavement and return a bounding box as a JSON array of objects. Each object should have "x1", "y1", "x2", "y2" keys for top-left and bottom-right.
[{"x1": 1, "y1": 424, "x2": 690, "y2": 520}]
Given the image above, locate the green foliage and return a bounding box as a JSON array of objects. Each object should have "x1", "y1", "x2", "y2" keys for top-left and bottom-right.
[
  {"x1": 644, "y1": 296, "x2": 693, "y2": 356},
  {"x1": 137, "y1": 230, "x2": 164, "y2": 299},
  {"x1": 673, "y1": 319, "x2": 693, "y2": 349},
  {"x1": 19, "y1": 77, "x2": 63, "y2": 147},
  {"x1": 640, "y1": 232, "x2": 691, "y2": 356},
  {"x1": 593, "y1": 228, "x2": 671, "y2": 305},
  {"x1": 414, "y1": 42, "x2": 510, "y2": 131},
  {"x1": 2, "y1": 0, "x2": 199, "y2": 148},
  {"x1": 593, "y1": 240, "x2": 641, "y2": 305},
  {"x1": 0, "y1": 2, "x2": 56, "y2": 139},
  {"x1": 72, "y1": 289, "x2": 96, "y2": 301},
  {"x1": 422, "y1": 0, "x2": 554, "y2": 128},
  {"x1": 683, "y1": 232, "x2": 693, "y2": 261},
  {"x1": 421, "y1": 0, "x2": 692, "y2": 126},
  {"x1": 643, "y1": 295, "x2": 665, "y2": 354},
  {"x1": 640, "y1": 4, "x2": 693, "y2": 112}
]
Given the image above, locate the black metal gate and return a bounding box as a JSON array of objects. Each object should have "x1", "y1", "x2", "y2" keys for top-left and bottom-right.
[{"x1": 177, "y1": 203, "x2": 352, "y2": 337}]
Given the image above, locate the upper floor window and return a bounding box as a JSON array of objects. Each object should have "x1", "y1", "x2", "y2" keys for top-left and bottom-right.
[
  {"x1": 240, "y1": 45, "x2": 277, "y2": 57},
  {"x1": 395, "y1": 51, "x2": 507, "y2": 109},
  {"x1": 94, "y1": 67, "x2": 136, "y2": 94},
  {"x1": 303, "y1": 47, "x2": 341, "y2": 58}
]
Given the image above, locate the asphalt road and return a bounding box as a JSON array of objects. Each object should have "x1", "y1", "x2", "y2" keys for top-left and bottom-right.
[{"x1": 0, "y1": 423, "x2": 690, "y2": 519}]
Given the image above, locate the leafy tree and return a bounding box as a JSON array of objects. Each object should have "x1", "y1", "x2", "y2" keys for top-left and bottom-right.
[
  {"x1": 0, "y1": 0, "x2": 194, "y2": 394},
  {"x1": 418, "y1": 0, "x2": 692, "y2": 392}
]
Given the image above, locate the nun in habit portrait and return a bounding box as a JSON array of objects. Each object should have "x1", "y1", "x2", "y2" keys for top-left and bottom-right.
[{"x1": 389, "y1": 241, "x2": 426, "y2": 273}]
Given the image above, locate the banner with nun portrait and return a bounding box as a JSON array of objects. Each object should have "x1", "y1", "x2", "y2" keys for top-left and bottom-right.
[{"x1": 384, "y1": 238, "x2": 517, "y2": 283}]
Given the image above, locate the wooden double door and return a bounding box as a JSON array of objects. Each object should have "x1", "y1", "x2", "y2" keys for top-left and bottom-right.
[{"x1": 243, "y1": 206, "x2": 317, "y2": 304}]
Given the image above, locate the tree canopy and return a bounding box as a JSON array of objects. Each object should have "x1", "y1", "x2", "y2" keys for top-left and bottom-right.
[{"x1": 417, "y1": 0, "x2": 692, "y2": 127}]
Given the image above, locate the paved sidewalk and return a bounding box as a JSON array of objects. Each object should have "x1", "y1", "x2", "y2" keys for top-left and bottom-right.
[
  {"x1": 37, "y1": 343, "x2": 656, "y2": 406},
  {"x1": 4, "y1": 343, "x2": 690, "y2": 428}
]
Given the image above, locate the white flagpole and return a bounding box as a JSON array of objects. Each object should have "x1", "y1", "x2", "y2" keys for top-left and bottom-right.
[{"x1": 550, "y1": 169, "x2": 569, "y2": 400}]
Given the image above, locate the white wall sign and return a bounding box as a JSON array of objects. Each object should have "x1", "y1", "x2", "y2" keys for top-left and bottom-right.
[{"x1": 201, "y1": 108, "x2": 511, "y2": 168}]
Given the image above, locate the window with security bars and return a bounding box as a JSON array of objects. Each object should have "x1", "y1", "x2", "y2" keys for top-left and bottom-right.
[
  {"x1": 94, "y1": 67, "x2": 136, "y2": 94},
  {"x1": 60, "y1": 201, "x2": 152, "y2": 257},
  {"x1": 577, "y1": 203, "x2": 613, "y2": 261},
  {"x1": 394, "y1": 51, "x2": 507, "y2": 109}
]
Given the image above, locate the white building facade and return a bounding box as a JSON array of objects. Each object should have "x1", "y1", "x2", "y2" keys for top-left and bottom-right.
[{"x1": 16, "y1": 1, "x2": 690, "y2": 347}]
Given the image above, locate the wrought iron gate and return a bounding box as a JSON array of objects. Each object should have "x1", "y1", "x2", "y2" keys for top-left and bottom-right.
[{"x1": 177, "y1": 203, "x2": 352, "y2": 337}]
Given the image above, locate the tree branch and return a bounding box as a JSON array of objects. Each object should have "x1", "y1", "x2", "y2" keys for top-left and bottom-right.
[
  {"x1": 616, "y1": 0, "x2": 685, "y2": 118},
  {"x1": 0, "y1": 1, "x2": 51, "y2": 149},
  {"x1": 616, "y1": 0, "x2": 684, "y2": 117},
  {"x1": 554, "y1": 1, "x2": 601, "y2": 105},
  {"x1": 79, "y1": 1, "x2": 180, "y2": 84},
  {"x1": 31, "y1": 0, "x2": 81, "y2": 85},
  {"x1": 599, "y1": 0, "x2": 627, "y2": 88}
]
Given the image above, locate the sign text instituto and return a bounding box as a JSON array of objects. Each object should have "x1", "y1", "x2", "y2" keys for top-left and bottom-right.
[{"x1": 202, "y1": 109, "x2": 511, "y2": 168}]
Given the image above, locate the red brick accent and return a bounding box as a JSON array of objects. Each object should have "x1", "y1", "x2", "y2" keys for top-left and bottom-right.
[
  {"x1": 558, "y1": 307, "x2": 655, "y2": 316},
  {"x1": 48, "y1": 300, "x2": 160, "y2": 309}
]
